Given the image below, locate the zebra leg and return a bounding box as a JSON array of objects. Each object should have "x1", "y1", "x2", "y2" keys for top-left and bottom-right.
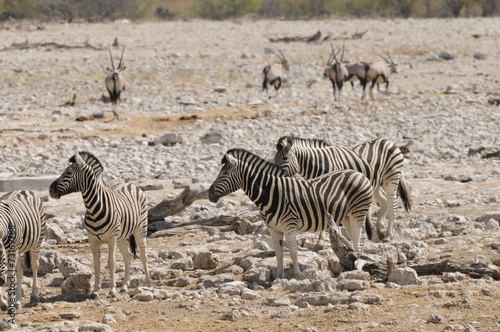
[
  {"x1": 107, "y1": 238, "x2": 117, "y2": 296},
  {"x1": 315, "y1": 231, "x2": 327, "y2": 247},
  {"x1": 29, "y1": 248, "x2": 39, "y2": 304},
  {"x1": 15, "y1": 252, "x2": 23, "y2": 310},
  {"x1": 348, "y1": 215, "x2": 363, "y2": 253},
  {"x1": 117, "y1": 239, "x2": 131, "y2": 293},
  {"x1": 383, "y1": 182, "x2": 398, "y2": 242},
  {"x1": 284, "y1": 228, "x2": 301, "y2": 277},
  {"x1": 269, "y1": 228, "x2": 285, "y2": 279},
  {"x1": 89, "y1": 236, "x2": 101, "y2": 299},
  {"x1": 374, "y1": 187, "x2": 388, "y2": 242},
  {"x1": 134, "y1": 231, "x2": 153, "y2": 288}
]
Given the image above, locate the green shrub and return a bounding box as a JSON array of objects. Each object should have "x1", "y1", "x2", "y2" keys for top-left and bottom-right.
[{"x1": 196, "y1": 0, "x2": 260, "y2": 20}]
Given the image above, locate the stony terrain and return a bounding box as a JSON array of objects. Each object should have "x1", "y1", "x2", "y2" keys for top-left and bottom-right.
[{"x1": 0, "y1": 17, "x2": 499, "y2": 331}]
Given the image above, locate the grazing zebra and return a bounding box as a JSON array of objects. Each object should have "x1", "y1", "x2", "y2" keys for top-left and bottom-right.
[
  {"x1": 49, "y1": 152, "x2": 152, "y2": 299},
  {"x1": 274, "y1": 136, "x2": 412, "y2": 242},
  {"x1": 0, "y1": 190, "x2": 46, "y2": 311},
  {"x1": 208, "y1": 149, "x2": 373, "y2": 278}
]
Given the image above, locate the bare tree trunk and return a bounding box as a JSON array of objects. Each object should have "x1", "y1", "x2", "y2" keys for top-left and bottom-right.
[{"x1": 148, "y1": 187, "x2": 209, "y2": 223}]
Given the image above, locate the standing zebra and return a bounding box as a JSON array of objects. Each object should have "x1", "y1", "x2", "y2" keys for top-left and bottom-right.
[
  {"x1": 49, "y1": 152, "x2": 152, "y2": 299},
  {"x1": 208, "y1": 149, "x2": 373, "y2": 278},
  {"x1": 274, "y1": 136, "x2": 412, "y2": 242},
  {"x1": 0, "y1": 190, "x2": 46, "y2": 311}
]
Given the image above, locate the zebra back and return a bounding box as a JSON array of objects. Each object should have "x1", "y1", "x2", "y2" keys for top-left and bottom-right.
[
  {"x1": 275, "y1": 138, "x2": 376, "y2": 185},
  {"x1": 349, "y1": 138, "x2": 404, "y2": 190},
  {"x1": 227, "y1": 149, "x2": 288, "y2": 177},
  {"x1": 276, "y1": 136, "x2": 330, "y2": 151}
]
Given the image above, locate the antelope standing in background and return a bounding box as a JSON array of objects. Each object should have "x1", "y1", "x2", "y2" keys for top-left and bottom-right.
[
  {"x1": 262, "y1": 50, "x2": 289, "y2": 101},
  {"x1": 363, "y1": 53, "x2": 398, "y2": 100},
  {"x1": 105, "y1": 46, "x2": 126, "y2": 104},
  {"x1": 323, "y1": 42, "x2": 348, "y2": 101},
  {"x1": 345, "y1": 61, "x2": 369, "y2": 97}
]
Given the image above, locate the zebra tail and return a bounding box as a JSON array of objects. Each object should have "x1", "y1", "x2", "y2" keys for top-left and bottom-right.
[
  {"x1": 397, "y1": 174, "x2": 412, "y2": 212},
  {"x1": 25, "y1": 251, "x2": 32, "y2": 270},
  {"x1": 129, "y1": 235, "x2": 138, "y2": 259},
  {"x1": 365, "y1": 212, "x2": 373, "y2": 241}
]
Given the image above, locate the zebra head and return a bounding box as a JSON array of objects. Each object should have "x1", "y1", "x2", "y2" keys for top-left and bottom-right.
[
  {"x1": 208, "y1": 154, "x2": 243, "y2": 203},
  {"x1": 49, "y1": 152, "x2": 101, "y2": 199},
  {"x1": 273, "y1": 136, "x2": 299, "y2": 177}
]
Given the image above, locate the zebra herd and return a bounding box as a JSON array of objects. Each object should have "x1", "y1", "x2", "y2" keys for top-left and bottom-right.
[
  {"x1": 0, "y1": 134, "x2": 411, "y2": 312},
  {"x1": 209, "y1": 136, "x2": 411, "y2": 278}
]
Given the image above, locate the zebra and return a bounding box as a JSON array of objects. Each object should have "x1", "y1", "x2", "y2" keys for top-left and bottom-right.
[
  {"x1": 208, "y1": 149, "x2": 373, "y2": 279},
  {"x1": 274, "y1": 136, "x2": 412, "y2": 242},
  {"x1": 49, "y1": 151, "x2": 152, "y2": 299},
  {"x1": 0, "y1": 190, "x2": 46, "y2": 311}
]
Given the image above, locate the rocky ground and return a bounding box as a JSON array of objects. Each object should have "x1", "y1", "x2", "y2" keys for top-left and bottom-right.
[{"x1": 0, "y1": 17, "x2": 499, "y2": 331}]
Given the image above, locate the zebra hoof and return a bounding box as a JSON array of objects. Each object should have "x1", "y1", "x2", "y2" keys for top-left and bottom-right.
[
  {"x1": 119, "y1": 288, "x2": 128, "y2": 294},
  {"x1": 90, "y1": 293, "x2": 99, "y2": 300},
  {"x1": 30, "y1": 295, "x2": 39, "y2": 304}
]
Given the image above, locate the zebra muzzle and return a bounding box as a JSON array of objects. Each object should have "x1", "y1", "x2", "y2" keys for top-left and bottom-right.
[
  {"x1": 48, "y1": 183, "x2": 61, "y2": 199},
  {"x1": 208, "y1": 191, "x2": 220, "y2": 203}
]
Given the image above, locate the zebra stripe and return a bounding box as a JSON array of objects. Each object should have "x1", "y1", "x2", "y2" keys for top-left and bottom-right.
[
  {"x1": 209, "y1": 149, "x2": 373, "y2": 278},
  {"x1": 274, "y1": 136, "x2": 411, "y2": 242},
  {"x1": 49, "y1": 151, "x2": 152, "y2": 299},
  {"x1": 0, "y1": 190, "x2": 46, "y2": 311}
]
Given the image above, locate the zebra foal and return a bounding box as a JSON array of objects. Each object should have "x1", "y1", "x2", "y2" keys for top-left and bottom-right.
[
  {"x1": 49, "y1": 152, "x2": 152, "y2": 299},
  {"x1": 0, "y1": 190, "x2": 46, "y2": 311},
  {"x1": 208, "y1": 149, "x2": 373, "y2": 279},
  {"x1": 274, "y1": 136, "x2": 412, "y2": 242}
]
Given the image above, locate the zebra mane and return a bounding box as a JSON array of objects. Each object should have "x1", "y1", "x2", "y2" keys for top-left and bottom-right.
[
  {"x1": 277, "y1": 136, "x2": 330, "y2": 150},
  {"x1": 69, "y1": 151, "x2": 104, "y2": 179},
  {"x1": 225, "y1": 149, "x2": 287, "y2": 176}
]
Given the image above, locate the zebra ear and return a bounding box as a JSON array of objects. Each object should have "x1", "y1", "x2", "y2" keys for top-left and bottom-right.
[
  {"x1": 224, "y1": 154, "x2": 238, "y2": 166},
  {"x1": 286, "y1": 136, "x2": 294, "y2": 148},
  {"x1": 74, "y1": 152, "x2": 85, "y2": 166}
]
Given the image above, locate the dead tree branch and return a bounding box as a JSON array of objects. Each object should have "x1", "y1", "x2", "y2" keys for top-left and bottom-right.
[
  {"x1": 148, "y1": 186, "x2": 209, "y2": 223},
  {"x1": 329, "y1": 220, "x2": 500, "y2": 281},
  {"x1": 265, "y1": 30, "x2": 367, "y2": 44},
  {"x1": 2, "y1": 41, "x2": 105, "y2": 51},
  {"x1": 409, "y1": 260, "x2": 500, "y2": 280}
]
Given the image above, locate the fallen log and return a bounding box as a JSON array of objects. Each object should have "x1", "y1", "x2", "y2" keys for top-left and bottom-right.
[
  {"x1": 329, "y1": 220, "x2": 500, "y2": 281},
  {"x1": 409, "y1": 260, "x2": 500, "y2": 280},
  {"x1": 2, "y1": 41, "x2": 104, "y2": 51},
  {"x1": 148, "y1": 186, "x2": 209, "y2": 223},
  {"x1": 328, "y1": 220, "x2": 388, "y2": 280},
  {"x1": 482, "y1": 150, "x2": 500, "y2": 159},
  {"x1": 265, "y1": 30, "x2": 368, "y2": 43}
]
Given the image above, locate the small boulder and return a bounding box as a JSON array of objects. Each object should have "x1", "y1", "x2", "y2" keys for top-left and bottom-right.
[{"x1": 387, "y1": 267, "x2": 420, "y2": 286}]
